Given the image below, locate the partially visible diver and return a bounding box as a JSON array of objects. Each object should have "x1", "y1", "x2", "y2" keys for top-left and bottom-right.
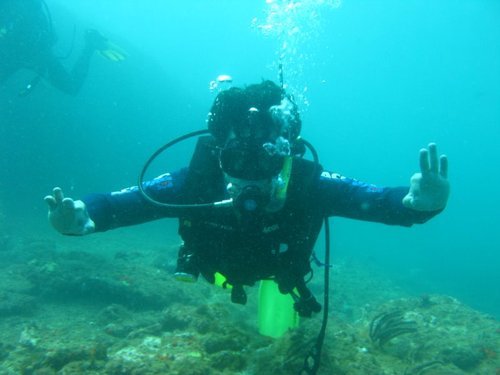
[{"x1": 0, "y1": 0, "x2": 125, "y2": 96}]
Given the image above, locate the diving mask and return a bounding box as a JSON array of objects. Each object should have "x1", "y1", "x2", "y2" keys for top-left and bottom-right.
[
  {"x1": 219, "y1": 138, "x2": 285, "y2": 180},
  {"x1": 219, "y1": 134, "x2": 293, "y2": 214}
]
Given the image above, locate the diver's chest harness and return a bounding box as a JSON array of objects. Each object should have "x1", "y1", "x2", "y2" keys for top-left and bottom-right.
[{"x1": 178, "y1": 136, "x2": 323, "y2": 314}]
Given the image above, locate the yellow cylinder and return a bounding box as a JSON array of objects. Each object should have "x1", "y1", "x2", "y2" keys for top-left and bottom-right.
[{"x1": 258, "y1": 280, "x2": 299, "y2": 338}]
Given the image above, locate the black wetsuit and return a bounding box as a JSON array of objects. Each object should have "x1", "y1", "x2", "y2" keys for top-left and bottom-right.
[{"x1": 81, "y1": 137, "x2": 440, "y2": 308}]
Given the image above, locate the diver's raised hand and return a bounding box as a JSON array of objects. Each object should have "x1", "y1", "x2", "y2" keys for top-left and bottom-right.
[
  {"x1": 403, "y1": 143, "x2": 450, "y2": 211},
  {"x1": 44, "y1": 187, "x2": 95, "y2": 235}
]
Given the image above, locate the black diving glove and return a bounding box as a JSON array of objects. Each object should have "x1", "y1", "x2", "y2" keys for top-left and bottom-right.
[{"x1": 294, "y1": 295, "x2": 322, "y2": 318}]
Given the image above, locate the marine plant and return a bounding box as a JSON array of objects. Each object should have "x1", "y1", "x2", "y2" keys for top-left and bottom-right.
[{"x1": 369, "y1": 310, "x2": 417, "y2": 348}]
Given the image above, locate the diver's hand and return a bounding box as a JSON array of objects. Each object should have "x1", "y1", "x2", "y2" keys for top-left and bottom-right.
[
  {"x1": 403, "y1": 143, "x2": 449, "y2": 211},
  {"x1": 44, "y1": 187, "x2": 95, "y2": 235}
]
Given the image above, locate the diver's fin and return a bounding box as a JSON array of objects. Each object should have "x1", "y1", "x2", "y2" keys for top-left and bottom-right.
[
  {"x1": 98, "y1": 41, "x2": 128, "y2": 62},
  {"x1": 86, "y1": 29, "x2": 128, "y2": 62}
]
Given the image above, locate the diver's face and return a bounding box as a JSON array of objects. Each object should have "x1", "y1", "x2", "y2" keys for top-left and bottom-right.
[{"x1": 219, "y1": 136, "x2": 287, "y2": 215}]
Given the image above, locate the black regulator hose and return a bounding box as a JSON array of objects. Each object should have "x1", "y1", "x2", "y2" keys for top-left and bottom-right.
[
  {"x1": 299, "y1": 217, "x2": 331, "y2": 375},
  {"x1": 137, "y1": 129, "x2": 232, "y2": 209},
  {"x1": 297, "y1": 137, "x2": 332, "y2": 375}
]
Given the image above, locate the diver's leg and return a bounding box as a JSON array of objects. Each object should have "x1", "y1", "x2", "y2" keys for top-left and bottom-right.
[{"x1": 45, "y1": 48, "x2": 94, "y2": 96}]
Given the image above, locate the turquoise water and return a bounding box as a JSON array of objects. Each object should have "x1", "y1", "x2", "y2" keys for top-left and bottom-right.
[{"x1": 1, "y1": 0, "x2": 499, "y2": 321}]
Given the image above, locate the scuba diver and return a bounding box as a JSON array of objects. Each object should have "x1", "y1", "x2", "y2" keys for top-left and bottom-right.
[
  {"x1": 44, "y1": 80, "x2": 449, "y2": 372},
  {"x1": 0, "y1": 0, "x2": 125, "y2": 96},
  {"x1": 44, "y1": 79, "x2": 449, "y2": 313}
]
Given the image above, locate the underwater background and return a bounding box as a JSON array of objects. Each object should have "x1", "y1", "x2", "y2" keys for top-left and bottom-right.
[{"x1": 1, "y1": 1, "x2": 499, "y2": 373}]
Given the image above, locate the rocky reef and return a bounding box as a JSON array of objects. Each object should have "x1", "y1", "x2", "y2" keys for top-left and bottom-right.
[{"x1": 0, "y1": 233, "x2": 498, "y2": 374}]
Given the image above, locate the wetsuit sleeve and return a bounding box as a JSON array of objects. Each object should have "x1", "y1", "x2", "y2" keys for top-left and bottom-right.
[
  {"x1": 317, "y1": 171, "x2": 442, "y2": 226},
  {"x1": 82, "y1": 168, "x2": 188, "y2": 232}
]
